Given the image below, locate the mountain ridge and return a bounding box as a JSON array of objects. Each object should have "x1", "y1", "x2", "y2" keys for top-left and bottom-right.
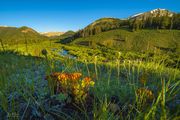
[
  {"x1": 129, "y1": 8, "x2": 174, "y2": 20},
  {"x1": 40, "y1": 32, "x2": 65, "y2": 37},
  {"x1": 70, "y1": 8, "x2": 179, "y2": 39},
  {"x1": 0, "y1": 26, "x2": 49, "y2": 44},
  {"x1": 59, "y1": 9, "x2": 180, "y2": 53}
]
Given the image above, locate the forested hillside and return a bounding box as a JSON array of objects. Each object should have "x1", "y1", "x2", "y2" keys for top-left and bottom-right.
[{"x1": 0, "y1": 26, "x2": 49, "y2": 44}]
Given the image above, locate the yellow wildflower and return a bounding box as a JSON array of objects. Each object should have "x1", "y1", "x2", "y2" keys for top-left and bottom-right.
[{"x1": 89, "y1": 81, "x2": 95, "y2": 86}]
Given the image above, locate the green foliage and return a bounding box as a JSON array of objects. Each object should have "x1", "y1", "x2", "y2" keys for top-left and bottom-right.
[
  {"x1": 54, "y1": 93, "x2": 68, "y2": 102},
  {"x1": 173, "y1": 13, "x2": 180, "y2": 29},
  {"x1": 71, "y1": 29, "x2": 180, "y2": 53},
  {"x1": 52, "y1": 30, "x2": 75, "y2": 41},
  {"x1": 0, "y1": 9, "x2": 179, "y2": 119},
  {"x1": 0, "y1": 26, "x2": 49, "y2": 45},
  {"x1": 0, "y1": 48, "x2": 179, "y2": 119},
  {"x1": 74, "y1": 18, "x2": 129, "y2": 38},
  {"x1": 129, "y1": 13, "x2": 180, "y2": 31},
  {"x1": 61, "y1": 10, "x2": 179, "y2": 44}
]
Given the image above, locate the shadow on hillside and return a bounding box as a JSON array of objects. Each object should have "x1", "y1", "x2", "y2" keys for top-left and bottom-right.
[
  {"x1": 55, "y1": 28, "x2": 133, "y2": 45},
  {"x1": 0, "y1": 50, "x2": 44, "y2": 60},
  {"x1": 55, "y1": 36, "x2": 74, "y2": 44}
]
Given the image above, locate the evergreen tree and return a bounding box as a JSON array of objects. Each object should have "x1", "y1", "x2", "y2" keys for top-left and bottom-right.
[
  {"x1": 132, "y1": 19, "x2": 142, "y2": 31},
  {"x1": 152, "y1": 17, "x2": 161, "y2": 29},
  {"x1": 160, "y1": 16, "x2": 170, "y2": 29},
  {"x1": 173, "y1": 13, "x2": 180, "y2": 29},
  {"x1": 145, "y1": 17, "x2": 153, "y2": 28}
]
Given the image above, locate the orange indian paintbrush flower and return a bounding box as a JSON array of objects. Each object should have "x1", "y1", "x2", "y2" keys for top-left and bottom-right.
[
  {"x1": 45, "y1": 72, "x2": 95, "y2": 103},
  {"x1": 136, "y1": 88, "x2": 154, "y2": 101}
]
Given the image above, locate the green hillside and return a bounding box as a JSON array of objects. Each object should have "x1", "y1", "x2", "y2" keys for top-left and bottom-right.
[
  {"x1": 60, "y1": 9, "x2": 180, "y2": 53},
  {"x1": 71, "y1": 29, "x2": 180, "y2": 53},
  {"x1": 58, "y1": 30, "x2": 75, "y2": 40},
  {"x1": 0, "y1": 26, "x2": 49, "y2": 45},
  {"x1": 47, "y1": 31, "x2": 75, "y2": 41},
  {"x1": 74, "y1": 18, "x2": 128, "y2": 38},
  {"x1": 0, "y1": 8, "x2": 180, "y2": 120},
  {"x1": 72, "y1": 10, "x2": 180, "y2": 39}
]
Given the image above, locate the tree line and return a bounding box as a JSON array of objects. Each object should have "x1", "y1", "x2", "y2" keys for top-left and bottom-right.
[
  {"x1": 74, "y1": 19, "x2": 129, "y2": 38},
  {"x1": 130, "y1": 13, "x2": 180, "y2": 31},
  {"x1": 73, "y1": 13, "x2": 180, "y2": 38}
]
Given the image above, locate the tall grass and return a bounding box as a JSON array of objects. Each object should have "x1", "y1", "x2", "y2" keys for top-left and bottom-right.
[{"x1": 0, "y1": 48, "x2": 179, "y2": 119}]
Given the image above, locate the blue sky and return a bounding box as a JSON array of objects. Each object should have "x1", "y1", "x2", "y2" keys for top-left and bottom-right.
[{"x1": 0, "y1": 0, "x2": 179, "y2": 32}]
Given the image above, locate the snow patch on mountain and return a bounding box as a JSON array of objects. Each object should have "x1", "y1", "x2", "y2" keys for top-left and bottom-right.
[
  {"x1": 150, "y1": 8, "x2": 166, "y2": 13},
  {"x1": 131, "y1": 13, "x2": 143, "y2": 18}
]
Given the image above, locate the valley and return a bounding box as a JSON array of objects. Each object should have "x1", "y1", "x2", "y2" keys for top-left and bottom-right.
[{"x1": 0, "y1": 8, "x2": 180, "y2": 120}]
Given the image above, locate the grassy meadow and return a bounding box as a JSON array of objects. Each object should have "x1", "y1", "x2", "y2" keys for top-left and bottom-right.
[
  {"x1": 0, "y1": 35, "x2": 180, "y2": 120},
  {"x1": 72, "y1": 29, "x2": 180, "y2": 52}
]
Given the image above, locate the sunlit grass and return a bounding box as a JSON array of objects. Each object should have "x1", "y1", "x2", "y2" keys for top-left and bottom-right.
[{"x1": 0, "y1": 43, "x2": 179, "y2": 119}]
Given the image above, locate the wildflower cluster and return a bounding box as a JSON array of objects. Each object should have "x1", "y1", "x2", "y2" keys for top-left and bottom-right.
[
  {"x1": 136, "y1": 88, "x2": 154, "y2": 103},
  {"x1": 46, "y1": 72, "x2": 95, "y2": 102}
]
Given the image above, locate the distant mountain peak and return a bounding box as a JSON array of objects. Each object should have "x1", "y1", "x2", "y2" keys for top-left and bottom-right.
[
  {"x1": 131, "y1": 13, "x2": 143, "y2": 18},
  {"x1": 149, "y1": 8, "x2": 169, "y2": 14},
  {"x1": 0, "y1": 25, "x2": 9, "y2": 27},
  {"x1": 40, "y1": 32, "x2": 65, "y2": 37},
  {"x1": 130, "y1": 8, "x2": 174, "y2": 19},
  {"x1": 150, "y1": 8, "x2": 166, "y2": 11},
  {"x1": 0, "y1": 25, "x2": 15, "y2": 28}
]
